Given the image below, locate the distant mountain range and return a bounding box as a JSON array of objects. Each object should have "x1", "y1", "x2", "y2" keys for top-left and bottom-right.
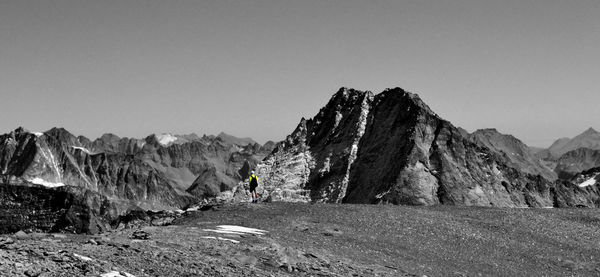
[
  {"x1": 536, "y1": 128, "x2": 600, "y2": 159},
  {"x1": 528, "y1": 128, "x2": 600, "y2": 180},
  {"x1": 0, "y1": 128, "x2": 274, "y2": 233},
  {"x1": 468, "y1": 128, "x2": 557, "y2": 181},
  {"x1": 1, "y1": 86, "x2": 599, "y2": 234}
]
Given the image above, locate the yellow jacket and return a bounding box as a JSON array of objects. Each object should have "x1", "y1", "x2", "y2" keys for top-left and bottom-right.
[{"x1": 249, "y1": 174, "x2": 258, "y2": 185}]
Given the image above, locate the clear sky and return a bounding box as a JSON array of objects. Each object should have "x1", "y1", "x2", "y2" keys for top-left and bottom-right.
[{"x1": 0, "y1": 0, "x2": 598, "y2": 147}]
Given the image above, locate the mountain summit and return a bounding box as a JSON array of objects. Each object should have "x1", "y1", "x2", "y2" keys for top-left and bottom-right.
[{"x1": 256, "y1": 87, "x2": 596, "y2": 207}]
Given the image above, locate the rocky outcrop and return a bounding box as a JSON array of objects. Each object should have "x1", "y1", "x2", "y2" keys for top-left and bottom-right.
[
  {"x1": 256, "y1": 87, "x2": 599, "y2": 207},
  {"x1": 0, "y1": 181, "x2": 119, "y2": 234}
]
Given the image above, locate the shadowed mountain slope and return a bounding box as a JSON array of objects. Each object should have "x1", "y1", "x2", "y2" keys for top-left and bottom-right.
[{"x1": 469, "y1": 128, "x2": 557, "y2": 181}]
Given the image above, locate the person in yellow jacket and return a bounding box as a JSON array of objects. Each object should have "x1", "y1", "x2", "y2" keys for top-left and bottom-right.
[{"x1": 249, "y1": 170, "x2": 259, "y2": 203}]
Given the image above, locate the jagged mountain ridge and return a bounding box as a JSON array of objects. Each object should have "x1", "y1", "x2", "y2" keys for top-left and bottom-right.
[
  {"x1": 256, "y1": 87, "x2": 598, "y2": 207},
  {"x1": 0, "y1": 127, "x2": 273, "y2": 232},
  {"x1": 0, "y1": 128, "x2": 273, "y2": 233}
]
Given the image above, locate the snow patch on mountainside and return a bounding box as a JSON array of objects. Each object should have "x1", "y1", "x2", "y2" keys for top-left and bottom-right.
[
  {"x1": 578, "y1": 177, "x2": 597, "y2": 187},
  {"x1": 28, "y1": 177, "x2": 65, "y2": 188},
  {"x1": 337, "y1": 95, "x2": 371, "y2": 202},
  {"x1": 71, "y1": 146, "x2": 93, "y2": 154},
  {"x1": 157, "y1": 134, "x2": 177, "y2": 146},
  {"x1": 333, "y1": 111, "x2": 343, "y2": 131}
]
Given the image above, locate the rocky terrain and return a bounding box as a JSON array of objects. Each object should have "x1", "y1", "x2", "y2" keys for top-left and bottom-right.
[
  {"x1": 253, "y1": 87, "x2": 599, "y2": 208},
  {"x1": 2, "y1": 202, "x2": 600, "y2": 276}
]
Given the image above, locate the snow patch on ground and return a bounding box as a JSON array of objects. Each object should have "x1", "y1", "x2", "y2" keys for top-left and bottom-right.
[
  {"x1": 201, "y1": 236, "x2": 240, "y2": 244},
  {"x1": 203, "y1": 225, "x2": 267, "y2": 236},
  {"x1": 100, "y1": 271, "x2": 136, "y2": 277},
  {"x1": 29, "y1": 177, "x2": 65, "y2": 188},
  {"x1": 73, "y1": 253, "x2": 93, "y2": 261},
  {"x1": 156, "y1": 133, "x2": 177, "y2": 146},
  {"x1": 578, "y1": 177, "x2": 597, "y2": 187},
  {"x1": 186, "y1": 206, "x2": 200, "y2": 212},
  {"x1": 33, "y1": 132, "x2": 43, "y2": 137}
]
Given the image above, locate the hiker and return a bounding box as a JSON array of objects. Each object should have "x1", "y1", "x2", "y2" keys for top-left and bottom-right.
[{"x1": 249, "y1": 170, "x2": 259, "y2": 203}]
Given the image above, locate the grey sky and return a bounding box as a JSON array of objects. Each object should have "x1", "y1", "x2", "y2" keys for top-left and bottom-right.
[{"x1": 0, "y1": 0, "x2": 598, "y2": 147}]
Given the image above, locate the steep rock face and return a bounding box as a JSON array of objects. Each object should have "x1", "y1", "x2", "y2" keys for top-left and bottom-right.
[
  {"x1": 469, "y1": 129, "x2": 557, "y2": 181},
  {"x1": 257, "y1": 87, "x2": 598, "y2": 207},
  {"x1": 0, "y1": 128, "x2": 38, "y2": 176},
  {"x1": 257, "y1": 88, "x2": 372, "y2": 202},
  {"x1": 343, "y1": 89, "x2": 442, "y2": 205}
]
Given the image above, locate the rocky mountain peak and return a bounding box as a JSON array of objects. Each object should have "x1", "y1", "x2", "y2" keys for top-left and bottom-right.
[
  {"x1": 256, "y1": 86, "x2": 592, "y2": 207},
  {"x1": 332, "y1": 87, "x2": 367, "y2": 100},
  {"x1": 474, "y1": 128, "x2": 499, "y2": 134},
  {"x1": 13, "y1": 127, "x2": 29, "y2": 135},
  {"x1": 44, "y1": 127, "x2": 72, "y2": 136},
  {"x1": 582, "y1": 127, "x2": 599, "y2": 135},
  {"x1": 43, "y1": 127, "x2": 80, "y2": 147},
  {"x1": 545, "y1": 128, "x2": 600, "y2": 159},
  {"x1": 98, "y1": 133, "x2": 121, "y2": 143},
  {"x1": 377, "y1": 87, "x2": 438, "y2": 118}
]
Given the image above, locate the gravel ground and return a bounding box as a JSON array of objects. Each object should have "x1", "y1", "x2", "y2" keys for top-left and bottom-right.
[{"x1": 1, "y1": 202, "x2": 600, "y2": 276}]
